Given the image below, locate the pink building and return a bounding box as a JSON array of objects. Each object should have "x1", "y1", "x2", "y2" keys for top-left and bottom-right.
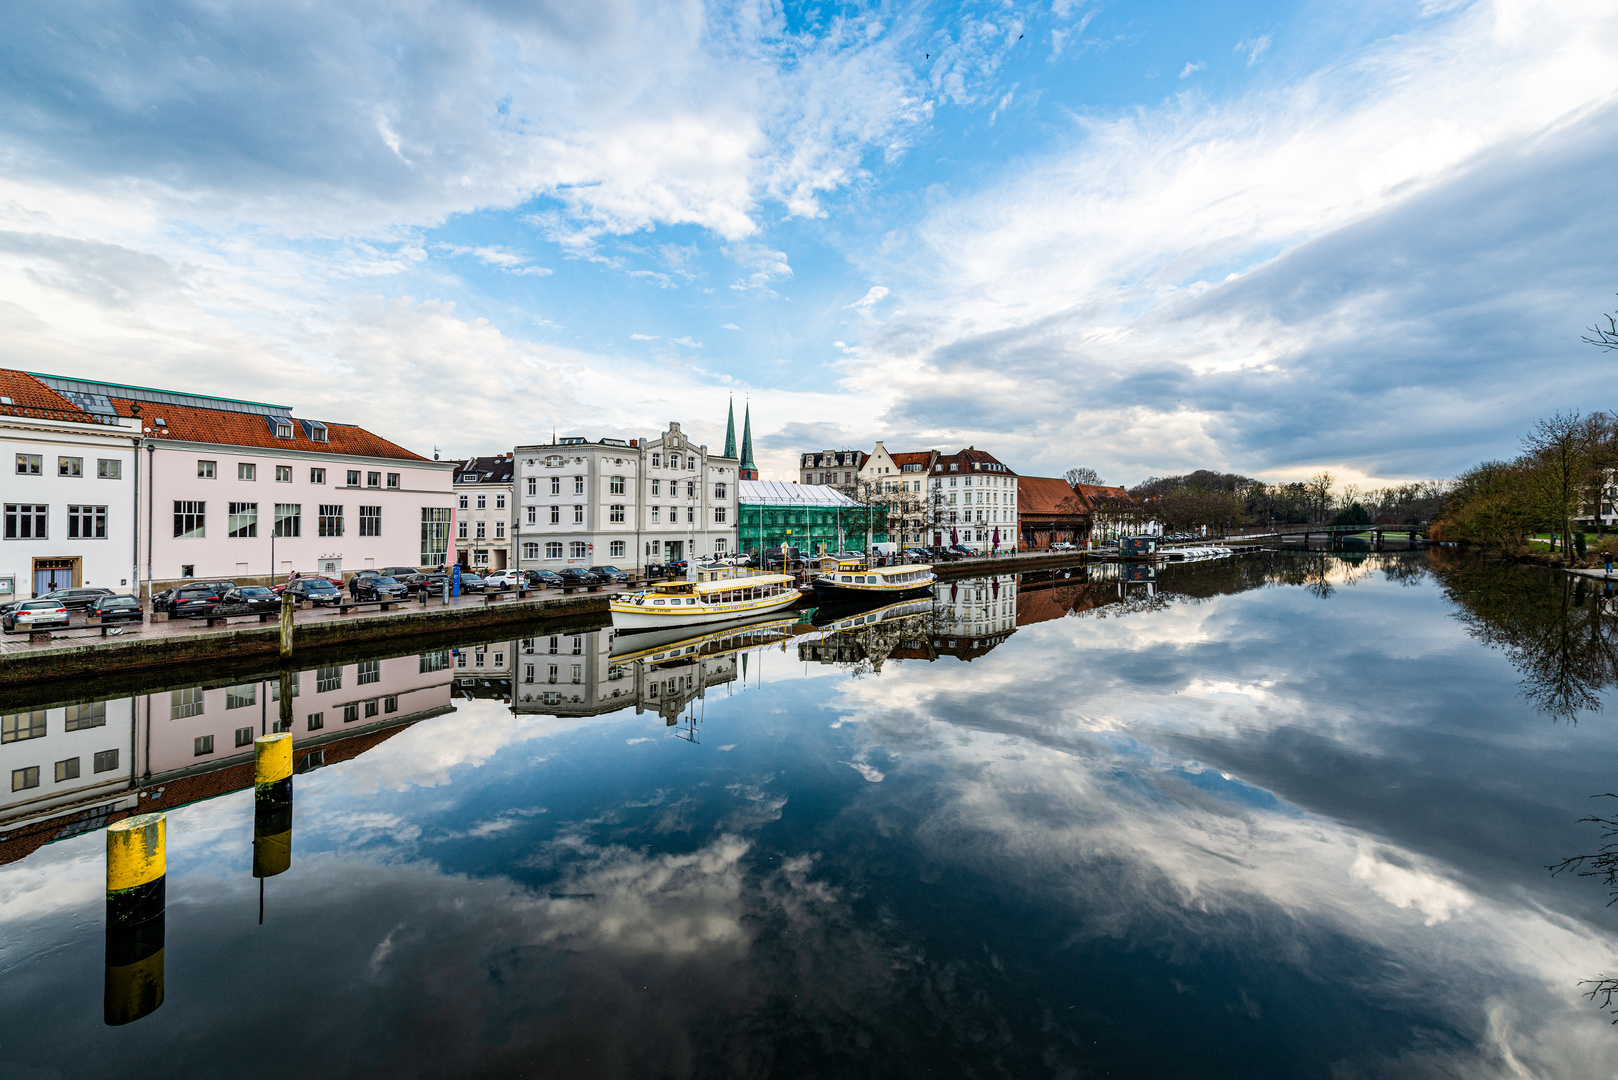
[{"x1": 15, "y1": 372, "x2": 457, "y2": 593}]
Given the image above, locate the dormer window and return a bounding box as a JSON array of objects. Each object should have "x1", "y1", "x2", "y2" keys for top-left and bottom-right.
[
  {"x1": 308, "y1": 422, "x2": 328, "y2": 443},
  {"x1": 275, "y1": 421, "x2": 294, "y2": 439}
]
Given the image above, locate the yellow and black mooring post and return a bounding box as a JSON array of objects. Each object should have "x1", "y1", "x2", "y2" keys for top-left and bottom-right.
[
  {"x1": 253, "y1": 732, "x2": 293, "y2": 895},
  {"x1": 105, "y1": 813, "x2": 166, "y2": 1026}
]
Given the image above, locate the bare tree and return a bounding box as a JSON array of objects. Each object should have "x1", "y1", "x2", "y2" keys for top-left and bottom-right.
[
  {"x1": 1066, "y1": 467, "x2": 1104, "y2": 487},
  {"x1": 1585, "y1": 296, "x2": 1618, "y2": 351},
  {"x1": 1306, "y1": 471, "x2": 1335, "y2": 523},
  {"x1": 1521, "y1": 411, "x2": 1604, "y2": 554}
]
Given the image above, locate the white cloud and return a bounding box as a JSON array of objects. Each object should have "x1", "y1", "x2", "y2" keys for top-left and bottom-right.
[
  {"x1": 630, "y1": 333, "x2": 659, "y2": 341},
  {"x1": 844, "y1": 285, "x2": 890, "y2": 314},
  {"x1": 720, "y1": 322, "x2": 741, "y2": 330},
  {"x1": 670, "y1": 335, "x2": 703, "y2": 348},
  {"x1": 1179, "y1": 61, "x2": 1204, "y2": 79},
  {"x1": 1236, "y1": 34, "x2": 1272, "y2": 66}
]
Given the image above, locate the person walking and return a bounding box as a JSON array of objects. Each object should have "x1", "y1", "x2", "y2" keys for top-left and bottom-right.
[{"x1": 348, "y1": 574, "x2": 361, "y2": 601}]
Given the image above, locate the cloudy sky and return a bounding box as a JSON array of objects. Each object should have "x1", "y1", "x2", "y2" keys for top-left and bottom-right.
[{"x1": 1, "y1": 0, "x2": 1615, "y2": 486}]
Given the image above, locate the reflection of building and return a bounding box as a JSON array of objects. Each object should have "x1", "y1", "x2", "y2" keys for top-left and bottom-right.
[
  {"x1": 925, "y1": 575, "x2": 1018, "y2": 660},
  {"x1": 0, "y1": 654, "x2": 456, "y2": 867},
  {"x1": 797, "y1": 598, "x2": 933, "y2": 671},
  {"x1": 737, "y1": 480, "x2": 887, "y2": 558},
  {"x1": 454, "y1": 455, "x2": 514, "y2": 571}
]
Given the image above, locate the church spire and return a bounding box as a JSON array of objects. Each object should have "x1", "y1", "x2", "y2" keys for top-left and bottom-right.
[
  {"x1": 723, "y1": 397, "x2": 738, "y2": 460},
  {"x1": 739, "y1": 404, "x2": 758, "y2": 480}
]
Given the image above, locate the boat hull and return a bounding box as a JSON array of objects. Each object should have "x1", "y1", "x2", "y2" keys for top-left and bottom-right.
[
  {"x1": 610, "y1": 590, "x2": 800, "y2": 630},
  {"x1": 811, "y1": 579, "x2": 934, "y2": 600}
]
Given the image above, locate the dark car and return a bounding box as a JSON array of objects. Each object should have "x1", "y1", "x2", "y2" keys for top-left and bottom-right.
[
  {"x1": 416, "y1": 572, "x2": 450, "y2": 595},
  {"x1": 356, "y1": 575, "x2": 409, "y2": 601},
  {"x1": 560, "y1": 568, "x2": 604, "y2": 587},
  {"x1": 377, "y1": 566, "x2": 420, "y2": 581},
  {"x1": 88, "y1": 594, "x2": 144, "y2": 623},
  {"x1": 170, "y1": 585, "x2": 224, "y2": 617},
  {"x1": 525, "y1": 569, "x2": 566, "y2": 588},
  {"x1": 222, "y1": 585, "x2": 281, "y2": 613},
  {"x1": 284, "y1": 578, "x2": 342, "y2": 607},
  {"x1": 456, "y1": 571, "x2": 487, "y2": 593},
  {"x1": 41, "y1": 586, "x2": 115, "y2": 611},
  {"x1": 588, "y1": 565, "x2": 631, "y2": 584}
]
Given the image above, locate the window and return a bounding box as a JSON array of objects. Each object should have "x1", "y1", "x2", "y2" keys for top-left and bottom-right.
[
  {"x1": 276, "y1": 465, "x2": 292, "y2": 483},
  {"x1": 310, "y1": 467, "x2": 326, "y2": 484},
  {"x1": 54, "y1": 757, "x2": 81, "y2": 782},
  {"x1": 571, "y1": 664, "x2": 582, "y2": 684},
  {"x1": 194, "y1": 735, "x2": 214, "y2": 756},
  {"x1": 457, "y1": 494, "x2": 468, "y2": 510},
  {"x1": 526, "y1": 506, "x2": 537, "y2": 524},
  {"x1": 670, "y1": 454, "x2": 681, "y2": 470},
  {"x1": 545, "y1": 542, "x2": 563, "y2": 559},
  {"x1": 181, "y1": 564, "x2": 194, "y2": 578},
  {"x1": 524, "y1": 664, "x2": 535, "y2": 683},
  {"x1": 274, "y1": 503, "x2": 301, "y2": 538},
  {"x1": 343, "y1": 703, "x2": 359, "y2": 724},
  {"x1": 476, "y1": 494, "x2": 486, "y2": 510},
  {"x1": 226, "y1": 684, "x2": 257, "y2": 709},
  {"x1": 527, "y1": 477, "x2": 537, "y2": 496},
  {"x1": 474, "y1": 651, "x2": 485, "y2": 668},
  {"x1": 569, "y1": 541, "x2": 587, "y2": 558},
  {"x1": 234, "y1": 726, "x2": 254, "y2": 747},
  {"x1": 12, "y1": 767, "x2": 38, "y2": 792},
  {"x1": 550, "y1": 505, "x2": 560, "y2": 524},
  {"x1": 362, "y1": 472, "x2": 378, "y2": 488},
  {"x1": 495, "y1": 494, "x2": 505, "y2": 509},
  {"x1": 715, "y1": 482, "x2": 727, "y2": 500},
  {"x1": 523, "y1": 542, "x2": 539, "y2": 559},
  {"x1": 573, "y1": 506, "x2": 583, "y2": 524},
  {"x1": 420, "y1": 507, "x2": 451, "y2": 565},
  {"x1": 319, "y1": 504, "x2": 344, "y2": 537},
  {"x1": 574, "y1": 476, "x2": 584, "y2": 494},
  {"x1": 15, "y1": 454, "x2": 41, "y2": 475},
  {"x1": 714, "y1": 538, "x2": 726, "y2": 553},
  {"x1": 307, "y1": 422, "x2": 328, "y2": 443},
  {"x1": 198, "y1": 460, "x2": 216, "y2": 479},
  {"x1": 360, "y1": 505, "x2": 380, "y2": 536},
  {"x1": 651, "y1": 506, "x2": 660, "y2": 523},
  {"x1": 228, "y1": 502, "x2": 258, "y2": 538},
  {"x1": 65, "y1": 702, "x2": 105, "y2": 730},
  {"x1": 550, "y1": 476, "x2": 561, "y2": 496},
  {"x1": 170, "y1": 687, "x2": 204, "y2": 719},
  {"x1": 2, "y1": 711, "x2": 46, "y2": 742},
  {"x1": 610, "y1": 475, "x2": 625, "y2": 495},
  {"x1": 272, "y1": 673, "x2": 299, "y2": 700},
  {"x1": 62, "y1": 504, "x2": 107, "y2": 539},
  {"x1": 419, "y1": 650, "x2": 451, "y2": 673},
  {"x1": 59, "y1": 456, "x2": 83, "y2": 477},
  {"x1": 347, "y1": 470, "x2": 361, "y2": 486},
  {"x1": 97, "y1": 458, "x2": 122, "y2": 479},
  {"x1": 3, "y1": 502, "x2": 46, "y2": 540},
  {"x1": 652, "y1": 453, "x2": 661, "y2": 467},
  {"x1": 238, "y1": 462, "x2": 256, "y2": 481},
  {"x1": 714, "y1": 506, "x2": 727, "y2": 524},
  {"x1": 316, "y1": 665, "x2": 342, "y2": 692},
  {"x1": 274, "y1": 420, "x2": 293, "y2": 439},
  {"x1": 687, "y1": 507, "x2": 695, "y2": 523},
  {"x1": 457, "y1": 520, "x2": 468, "y2": 540},
  {"x1": 686, "y1": 481, "x2": 695, "y2": 498},
  {"x1": 384, "y1": 695, "x2": 398, "y2": 713},
  {"x1": 307, "y1": 712, "x2": 324, "y2": 731},
  {"x1": 173, "y1": 500, "x2": 206, "y2": 539},
  {"x1": 387, "y1": 473, "x2": 400, "y2": 490},
  {"x1": 610, "y1": 504, "x2": 624, "y2": 523},
  {"x1": 651, "y1": 479, "x2": 661, "y2": 496},
  {"x1": 357, "y1": 660, "x2": 380, "y2": 685},
  {"x1": 495, "y1": 521, "x2": 505, "y2": 539},
  {"x1": 94, "y1": 749, "x2": 119, "y2": 772},
  {"x1": 610, "y1": 540, "x2": 626, "y2": 558}
]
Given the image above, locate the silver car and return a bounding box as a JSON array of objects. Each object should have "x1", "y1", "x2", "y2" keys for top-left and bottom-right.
[{"x1": 2, "y1": 600, "x2": 71, "y2": 632}]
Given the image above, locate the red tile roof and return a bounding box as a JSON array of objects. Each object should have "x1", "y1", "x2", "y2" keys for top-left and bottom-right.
[
  {"x1": 935, "y1": 447, "x2": 1017, "y2": 475},
  {"x1": 0, "y1": 370, "x2": 115, "y2": 426},
  {"x1": 1073, "y1": 483, "x2": 1132, "y2": 507},
  {"x1": 110, "y1": 398, "x2": 429, "y2": 461},
  {"x1": 888, "y1": 450, "x2": 937, "y2": 470},
  {"x1": 1017, "y1": 476, "x2": 1089, "y2": 517}
]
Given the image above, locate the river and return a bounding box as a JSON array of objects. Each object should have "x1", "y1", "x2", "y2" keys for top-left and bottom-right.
[{"x1": 2, "y1": 550, "x2": 1615, "y2": 1077}]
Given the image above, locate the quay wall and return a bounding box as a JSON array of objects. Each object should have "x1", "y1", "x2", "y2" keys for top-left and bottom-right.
[
  {"x1": 0, "y1": 594, "x2": 611, "y2": 691},
  {"x1": 933, "y1": 551, "x2": 1088, "y2": 580}
]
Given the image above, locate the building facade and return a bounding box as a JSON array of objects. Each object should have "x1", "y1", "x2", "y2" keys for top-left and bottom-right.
[
  {"x1": 797, "y1": 449, "x2": 867, "y2": 493},
  {"x1": 926, "y1": 448, "x2": 1019, "y2": 551},
  {"x1": 854, "y1": 443, "x2": 937, "y2": 547},
  {"x1": 2, "y1": 370, "x2": 142, "y2": 600},
  {"x1": 737, "y1": 480, "x2": 888, "y2": 557},
  {"x1": 454, "y1": 455, "x2": 514, "y2": 571},
  {"x1": 1017, "y1": 476, "x2": 1092, "y2": 548},
  {"x1": 514, "y1": 421, "x2": 739, "y2": 573}
]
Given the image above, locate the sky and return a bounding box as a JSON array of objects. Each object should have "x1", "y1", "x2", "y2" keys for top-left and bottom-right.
[{"x1": 1, "y1": 0, "x2": 1615, "y2": 488}]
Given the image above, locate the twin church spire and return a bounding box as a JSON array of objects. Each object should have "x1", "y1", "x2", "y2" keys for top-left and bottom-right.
[{"x1": 725, "y1": 396, "x2": 758, "y2": 480}]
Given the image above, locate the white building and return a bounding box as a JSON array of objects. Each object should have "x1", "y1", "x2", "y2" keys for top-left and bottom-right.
[
  {"x1": 453, "y1": 455, "x2": 514, "y2": 571},
  {"x1": 2, "y1": 371, "x2": 142, "y2": 600},
  {"x1": 513, "y1": 422, "x2": 739, "y2": 573}
]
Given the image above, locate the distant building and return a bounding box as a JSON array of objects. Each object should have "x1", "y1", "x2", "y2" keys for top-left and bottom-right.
[
  {"x1": 453, "y1": 454, "x2": 514, "y2": 571},
  {"x1": 854, "y1": 443, "x2": 937, "y2": 547},
  {"x1": 737, "y1": 479, "x2": 888, "y2": 557},
  {"x1": 1071, "y1": 482, "x2": 1136, "y2": 544},
  {"x1": 1017, "y1": 476, "x2": 1091, "y2": 548},
  {"x1": 798, "y1": 448, "x2": 867, "y2": 493},
  {"x1": 926, "y1": 447, "x2": 1019, "y2": 551}
]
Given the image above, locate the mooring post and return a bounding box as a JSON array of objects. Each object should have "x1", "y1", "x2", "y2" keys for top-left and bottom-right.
[
  {"x1": 253, "y1": 733, "x2": 293, "y2": 885},
  {"x1": 105, "y1": 813, "x2": 166, "y2": 1026},
  {"x1": 279, "y1": 592, "x2": 294, "y2": 660}
]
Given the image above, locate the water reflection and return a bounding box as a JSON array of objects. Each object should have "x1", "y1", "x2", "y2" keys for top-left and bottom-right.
[{"x1": 2, "y1": 552, "x2": 1617, "y2": 1076}]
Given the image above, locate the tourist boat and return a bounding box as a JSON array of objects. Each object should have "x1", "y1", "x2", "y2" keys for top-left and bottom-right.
[
  {"x1": 810, "y1": 557, "x2": 935, "y2": 600},
  {"x1": 608, "y1": 612, "x2": 800, "y2": 664},
  {"x1": 610, "y1": 566, "x2": 800, "y2": 630}
]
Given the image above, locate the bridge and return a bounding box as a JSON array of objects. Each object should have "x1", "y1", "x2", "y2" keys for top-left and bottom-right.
[{"x1": 1217, "y1": 523, "x2": 1432, "y2": 547}]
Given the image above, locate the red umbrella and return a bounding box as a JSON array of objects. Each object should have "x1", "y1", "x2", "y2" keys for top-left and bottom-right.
[
  {"x1": 951, "y1": 527, "x2": 958, "y2": 547},
  {"x1": 992, "y1": 526, "x2": 1000, "y2": 552}
]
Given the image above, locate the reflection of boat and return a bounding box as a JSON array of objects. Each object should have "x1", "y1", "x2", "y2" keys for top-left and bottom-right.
[
  {"x1": 1163, "y1": 545, "x2": 1233, "y2": 562},
  {"x1": 811, "y1": 595, "x2": 933, "y2": 630},
  {"x1": 608, "y1": 613, "x2": 799, "y2": 665},
  {"x1": 610, "y1": 567, "x2": 799, "y2": 629},
  {"x1": 810, "y1": 557, "x2": 935, "y2": 599}
]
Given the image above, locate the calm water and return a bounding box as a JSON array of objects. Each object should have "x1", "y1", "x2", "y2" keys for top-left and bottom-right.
[{"x1": 3, "y1": 551, "x2": 1617, "y2": 1078}]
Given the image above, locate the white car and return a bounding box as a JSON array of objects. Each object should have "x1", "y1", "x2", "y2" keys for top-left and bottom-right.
[
  {"x1": 1050, "y1": 541, "x2": 1078, "y2": 553},
  {"x1": 482, "y1": 571, "x2": 523, "y2": 589},
  {"x1": 3, "y1": 600, "x2": 71, "y2": 632}
]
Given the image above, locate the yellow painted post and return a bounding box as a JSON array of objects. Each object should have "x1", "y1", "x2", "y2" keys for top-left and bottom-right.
[
  {"x1": 279, "y1": 591, "x2": 294, "y2": 660},
  {"x1": 105, "y1": 813, "x2": 166, "y2": 1025},
  {"x1": 253, "y1": 733, "x2": 293, "y2": 879}
]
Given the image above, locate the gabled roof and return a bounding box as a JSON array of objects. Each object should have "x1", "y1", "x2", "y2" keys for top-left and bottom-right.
[
  {"x1": 1073, "y1": 483, "x2": 1132, "y2": 507},
  {"x1": 111, "y1": 398, "x2": 428, "y2": 461},
  {"x1": 1017, "y1": 476, "x2": 1089, "y2": 517},
  {"x1": 934, "y1": 447, "x2": 1017, "y2": 475},
  {"x1": 887, "y1": 450, "x2": 937, "y2": 470}
]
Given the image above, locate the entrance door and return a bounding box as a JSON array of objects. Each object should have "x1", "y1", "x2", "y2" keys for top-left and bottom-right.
[
  {"x1": 33, "y1": 559, "x2": 76, "y2": 596},
  {"x1": 663, "y1": 541, "x2": 684, "y2": 563}
]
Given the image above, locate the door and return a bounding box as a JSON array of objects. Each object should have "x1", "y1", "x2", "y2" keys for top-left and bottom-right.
[
  {"x1": 664, "y1": 541, "x2": 684, "y2": 563},
  {"x1": 32, "y1": 559, "x2": 76, "y2": 596}
]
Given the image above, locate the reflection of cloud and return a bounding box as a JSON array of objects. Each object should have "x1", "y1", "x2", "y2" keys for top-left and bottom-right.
[{"x1": 1351, "y1": 842, "x2": 1474, "y2": 926}]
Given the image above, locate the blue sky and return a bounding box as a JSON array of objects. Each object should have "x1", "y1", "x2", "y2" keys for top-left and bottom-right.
[{"x1": 1, "y1": 0, "x2": 1615, "y2": 486}]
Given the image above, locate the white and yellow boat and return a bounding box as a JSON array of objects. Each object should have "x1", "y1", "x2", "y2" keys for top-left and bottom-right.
[
  {"x1": 611, "y1": 566, "x2": 800, "y2": 629},
  {"x1": 811, "y1": 557, "x2": 935, "y2": 600}
]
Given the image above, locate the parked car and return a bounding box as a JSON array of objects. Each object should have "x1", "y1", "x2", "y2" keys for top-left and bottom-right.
[
  {"x1": 524, "y1": 569, "x2": 566, "y2": 589},
  {"x1": 40, "y1": 586, "x2": 115, "y2": 611},
  {"x1": 560, "y1": 568, "x2": 604, "y2": 587},
  {"x1": 284, "y1": 578, "x2": 343, "y2": 607},
  {"x1": 589, "y1": 565, "x2": 632, "y2": 584},
  {"x1": 1049, "y1": 541, "x2": 1078, "y2": 553},
  {"x1": 169, "y1": 585, "x2": 225, "y2": 617},
  {"x1": 3, "y1": 599, "x2": 71, "y2": 632},
  {"x1": 356, "y1": 575, "x2": 409, "y2": 601},
  {"x1": 456, "y1": 571, "x2": 487, "y2": 593},
  {"x1": 482, "y1": 571, "x2": 524, "y2": 589},
  {"x1": 87, "y1": 594, "x2": 144, "y2": 623},
  {"x1": 377, "y1": 566, "x2": 420, "y2": 581},
  {"x1": 222, "y1": 585, "x2": 281, "y2": 613}
]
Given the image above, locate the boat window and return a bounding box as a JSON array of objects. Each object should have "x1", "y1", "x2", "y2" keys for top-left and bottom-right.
[
  {"x1": 840, "y1": 575, "x2": 851, "y2": 582},
  {"x1": 654, "y1": 599, "x2": 665, "y2": 605},
  {"x1": 687, "y1": 598, "x2": 697, "y2": 605}
]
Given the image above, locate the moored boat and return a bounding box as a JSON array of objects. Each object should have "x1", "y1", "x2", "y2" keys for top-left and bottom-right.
[
  {"x1": 810, "y1": 557, "x2": 935, "y2": 600},
  {"x1": 611, "y1": 566, "x2": 800, "y2": 629}
]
